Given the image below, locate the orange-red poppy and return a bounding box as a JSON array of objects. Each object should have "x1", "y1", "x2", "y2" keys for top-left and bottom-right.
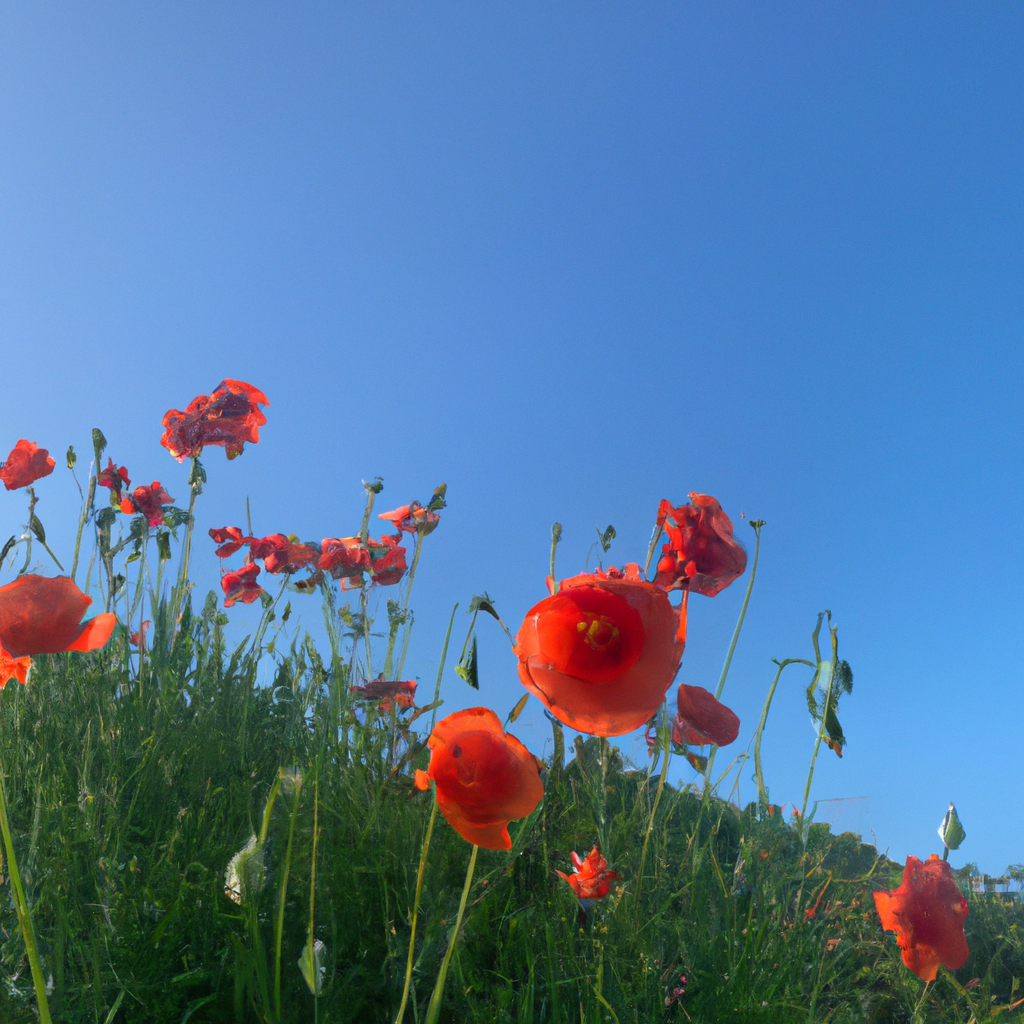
[
  {"x1": 0, "y1": 440, "x2": 55, "y2": 491},
  {"x1": 249, "y1": 534, "x2": 320, "y2": 575},
  {"x1": 161, "y1": 379, "x2": 269, "y2": 462},
  {"x1": 120, "y1": 482, "x2": 174, "y2": 527},
  {"x1": 0, "y1": 575, "x2": 117, "y2": 686},
  {"x1": 96, "y1": 459, "x2": 130, "y2": 504},
  {"x1": 366, "y1": 534, "x2": 407, "y2": 586},
  {"x1": 319, "y1": 537, "x2": 372, "y2": 580},
  {"x1": 874, "y1": 854, "x2": 969, "y2": 981},
  {"x1": 672, "y1": 683, "x2": 740, "y2": 747},
  {"x1": 350, "y1": 677, "x2": 417, "y2": 712},
  {"x1": 413, "y1": 707, "x2": 544, "y2": 850},
  {"x1": 514, "y1": 565, "x2": 685, "y2": 737},
  {"x1": 378, "y1": 502, "x2": 441, "y2": 536},
  {"x1": 556, "y1": 846, "x2": 621, "y2": 900},
  {"x1": 222, "y1": 563, "x2": 264, "y2": 607},
  {"x1": 654, "y1": 494, "x2": 747, "y2": 597},
  {"x1": 209, "y1": 526, "x2": 252, "y2": 559}
]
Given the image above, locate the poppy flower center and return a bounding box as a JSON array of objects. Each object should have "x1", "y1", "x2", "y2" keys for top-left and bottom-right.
[{"x1": 536, "y1": 586, "x2": 644, "y2": 683}]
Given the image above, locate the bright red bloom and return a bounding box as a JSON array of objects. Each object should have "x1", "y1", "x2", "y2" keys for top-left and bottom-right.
[
  {"x1": 654, "y1": 494, "x2": 747, "y2": 597},
  {"x1": 874, "y1": 854, "x2": 969, "y2": 981},
  {"x1": 0, "y1": 440, "x2": 56, "y2": 491},
  {"x1": 209, "y1": 526, "x2": 252, "y2": 559},
  {"x1": 319, "y1": 537, "x2": 372, "y2": 580},
  {"x1": 160, "y1": 379, "x2": 269, "y2": 461},
  {"x1": 350, "y1": 678, "x2": 417, "y2": 712},
  {"x1": 0, "y1": 575, "x2": 117, "y2": 686},
  {"x1": 249, "y1": 534, "x2": 320, "y2": 575},
  {"x1": 221, "y1": 562, "x2": 264, "y2": 607},
  {"x1": 413, "y1": 707, "x2": 544, "y2": 851},
  {"x1": 672, "y1": 683, "x2": 740, "y2": 747},
  {"x1": 96, "y1": 459, "x2": 130, "y2": 504},
  {"x1": 556, "y1": 846, "x2": 621, "y2": 900},
  {"x1": 367, "y1": 534, "x2": 407, "y2": 586},
  {"x1": 514, "y1": 565, "x2": 686, "y2": 737},
  {"x1": 378, "y1": 502, "x2": 441, "y2": 536},
  {"x1": 120, "y1": 482, "x2": 174, "y2": 527}
]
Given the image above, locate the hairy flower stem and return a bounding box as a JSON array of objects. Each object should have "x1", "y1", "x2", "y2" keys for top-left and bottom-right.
[
  {"x1": 425, "y1": 842, "x2": 479, "y2": 1024},
  {"x1": 71, "y1": 431, "x2": 105, "y2": 583},
  {"x1": 0, "y1": 771, "x2": 52, "y2": 1024},
  {"x1": 274, "y1": 775, "x2": 303, "y2": 1020},
  {"x1": 635, "y1": 703, "x2": 671, "y2": 913},
  {"x1": 753, "y1": 659, "x2": 814, "y2": 814},
  {"x1": 702, "y1": 521, "x2": 764, "y2": 790},
  {"x1": 394, "y1": 798, "x2": 438, "y2": 1024}
]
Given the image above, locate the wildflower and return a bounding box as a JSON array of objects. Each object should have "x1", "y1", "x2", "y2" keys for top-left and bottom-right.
[
  {"x1": 873, "y1": 854, "x2": 969, "y2": 981},
  {"x1": 514, "y1": 564, "x2": 685, "y2": 737},
  {"x1": 129, "y1": 621, "x2": 151, "y2": 647},
  {"x1": 414, "y1": 707, "x2": 544, "y2": 850},
  {"x1": 96, "y1": 459, "x2": 130, "y2": 504},
  {"x1": 319, "y1": 537, "x2": 372, "y2": 580},
  {"x1": 0, "y1": 440, "x2": 56, "y2": 491},
  {"x1": 161, "y1": 379, "x2": 269, "y2": 461},
  {"x1": 221, "y1": 562, "x2": 264, "y2": 607},
  {"x1": 249, "y1": 534, "x2": 320, "y2": 575},
  {"x1": 654, "y1": 494, "x2": 747, "y2": 596},
  {"x1": 367, "y1": 534, "x2": 407, "y2": 586},
  {"x1": 378, "y1": 502, "x2": 441, "y2": 536},
  {"x1": 556, "y1": 846, "x2": 621, "y2": 900},
  {"x1": 350, "y1": 677, "x2": 417, "y2": 712},
  {"x1": 672, "y1": 683, "x2": 740, "y2": 747},
  {"x1": 0, "y1": 575, "x2": 117, "y2": 686},
  {"x1": 209, "y1": 526, "x2": 251, "y2": 558},
  {"x1": 120, "y1": 482, "x2": 174, "y2": 527}
]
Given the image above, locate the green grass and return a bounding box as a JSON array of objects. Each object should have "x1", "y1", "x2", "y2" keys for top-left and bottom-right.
[{"x1": 0, "y1": 594, "x2": 1020, "y2": 1023}]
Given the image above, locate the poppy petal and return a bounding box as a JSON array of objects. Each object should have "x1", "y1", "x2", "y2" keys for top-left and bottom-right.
[{"x1": 64, "y1": 613, "x2": 118, "y2": 653}]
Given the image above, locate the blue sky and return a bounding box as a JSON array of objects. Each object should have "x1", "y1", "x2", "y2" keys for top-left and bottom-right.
[{"x1": 1, "y1": 4, "x2": 1022, "y2": 874}]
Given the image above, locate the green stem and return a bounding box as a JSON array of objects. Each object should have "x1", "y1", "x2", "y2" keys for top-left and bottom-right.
[
  {"x1": 799, "y1": 618, "x2": 839, "y2": 827},
  {"x1": 703, "y1": 520, "x2": 764, "y2": 787},
  {"x1": 71, "y1": 432, "x2": 105, "y2": 583},
  {"x1": 635, "y1": 703, "x2": 670, "y2": 912},
  {"x1": 169, "y1": 458, "x2": 201, "y2": 638},
  {"x1": 429, "y1": 605, "x2": 458, "y2": 736},
  {"x1": 424, "y1": 843, "x2": 478, "y2": 1024},
  {"x1": 0, "y1": 770, "x2": 52, "y2": 1024},
  {"x1": 394, "y1": 532, "x2": 424, "y2": 680},
  {"x1": 549, "y1": 522, "x2": 562, "y2": 592},
  {"x1": 394, "y1": 799, "x2": 438, "y2": 1024},
  {"x1": 274, "y1": 776, "x2": 303, "y2": 1020},
  {"x1": 753, "y1": 659, "x2": 814, "y2": 814}
]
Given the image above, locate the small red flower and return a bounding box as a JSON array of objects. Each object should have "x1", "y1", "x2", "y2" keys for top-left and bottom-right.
[
  {"x1": 209, "y1": 526, "x2": 252, "y2": 559},
  {"x1": 514, "y1": 565, "x2": 686, "y2": 737},
  {"x1": 130, "y1": 620, "x2": 151, "y2": 648},
  {"x1": 350, "y1": 678, "x2": 417, "y2": 712},
  {"x1": 249, "y1": 534, "x2": 320, "y2": 575},
  {"x1": 160, "y1": 379, "x2": 269, "y2": 462},
  {"x1": 0, "y1": 575, "x2": 117, "y2": 687},
  {"x1": 319, "y1": 537, "x2": 372, "y2": 580},
  {"x1": 221, "y1": 562, "x2": 264, "y2": 607},
  {"x1": 367, "y1": 534, "x2": 407, "y2": 586},
  {"x1": 120, "y1": 482, "x2": 174, "y2": 527},
  {"x1": 557, "y1": 846, "x2": 621, "y2": 900},
  {"x1": 672, "y1": 683, "x2": 740, "y2": 747},
  {"x1": 96, "y1": 459, "x2": 131, "y2": 504},
  {"x1": 413, "y1": 707, "x2": 544, "y2": 850},
  {"x1": 654, "y1": 494, "x2": 747, "y2": 597},
  {"x1": 874, "y1": 854, "x2": 969, "y2": 981},
  {"x1": 0, "y1": 440, "x2": 56, "y2": 491},
  {"x1": 378, "y1": 502, "x2": 441, "y2": 536}
]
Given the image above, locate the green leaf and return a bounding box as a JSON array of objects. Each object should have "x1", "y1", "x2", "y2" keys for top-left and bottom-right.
[
  {"x1": 0, "y1": 536, "x2": 17, "y2": 564},
  {"x1": 156, "y1": 530, "x2": 172, "y2": 562},
  {"x1": 29, "y1": 514, "x2": 46, "y2": 544},
  {"x1": 455, "y1": 636, "x2": 479, "y2": 689}
]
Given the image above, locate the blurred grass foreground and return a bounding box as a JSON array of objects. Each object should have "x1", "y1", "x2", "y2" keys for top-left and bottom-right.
[{"x1": 0, "y1": 382, "x2": 1021, "y2": 1023}]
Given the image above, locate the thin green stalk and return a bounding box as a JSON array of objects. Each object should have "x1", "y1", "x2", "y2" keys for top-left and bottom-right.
[
  {"x1": 703, "y1": 520, "x2": 764, "y2": 787},
  {"x1": 71, "y1": 429, "x2": 106, "y2": 582},
  {"x1": 0, "y1": 771, "x2": 52, "y2": 1024},
  {"x1": 753, "y1": 659, "x2": 814, "y2": 813},
  {"x1": 395, "y1": 798, "x2": 438, "y2": 1024},
  {"x1": 394, "y1": 532, "x2": 424, "y2": 680},
  {"x1": 549, "y1": 522, "x2": 562, "y2": 591},
  {"x1": 799, "y1": 620, "x2": 839, "y2": 826},
  {"x1": 424, "y1": 842, "x2": 479, "y2": 1024},
  {"x1": 169, "y1": 455, "x2": 202, "y2": 638},
  {"x1": 911, "y1": 980, "x2": 931, "y2": 1024},
  {"x1": 274, "y1": 774, "x2": 303, "y2": 1020},
  {"x1": 429, "y1": 605, "x2": 458, "y2": 735},
  {"x1": 635, "y1": 702, "x2": 670, "y2": 911}
]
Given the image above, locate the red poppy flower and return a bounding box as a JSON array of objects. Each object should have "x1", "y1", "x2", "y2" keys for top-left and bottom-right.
[
  {"x1": 556, "y1": 846, "x2": 621, "y2": 900},
  {"x1": 160, "y1": 379, "x2": 269, "y2": 462},
  {"x1": 96, "y1": 459, "x2": 130, "y2": 504},
  {"x1": 120, "y1": 482, "x2": 174, "y2": 527},
  {"x1": 0, "y1": 647, "x2": 31, "y2": 688},
  {"x1": 0, "y1": 440, "x2": 56, "y2": 491},
  {"x1": 378, "y1": 502, "x2": 441, "y2": 536},
  {"x1": 514, "y1": 565, "x2": 686, "y2": 737},
  {"x1": 367, "y1": 534, "x2": 407, "y2": 586},
  {"x1": 672, "y1": 683, "x2": 740, "y2": 747},
  {"x1": 413, "y1": 707, "x2": 544, "y2": 850},
  {"x1": 0, "y1": 575, "x2": 117, "y2": 686},
  {"x1": 654, "y1": 494, "x2": 747, "y2": 597},
  {"x1": 350, "y1": 678, "x2": 417, "y2": 712},
  {"x1": 209, "y1": 526, "x2": 252, "y2": 559},
  {"x1": 319, "y1": 537, "x2": 372, "y2": 580},
  {"x1": 222, "y1": 562, "x2": 264, "y2": 607},
  {"x1": 249, "y1": 534, "x2": 320, "y2": 575},
  {"x1": 874, "y1": 854, "x2": 969, "y2": 981}
]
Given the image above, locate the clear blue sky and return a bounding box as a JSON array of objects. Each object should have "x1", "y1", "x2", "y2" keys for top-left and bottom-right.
[{"x1": 2, "y1": 4, "x2": 1022, "y2": 874}]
